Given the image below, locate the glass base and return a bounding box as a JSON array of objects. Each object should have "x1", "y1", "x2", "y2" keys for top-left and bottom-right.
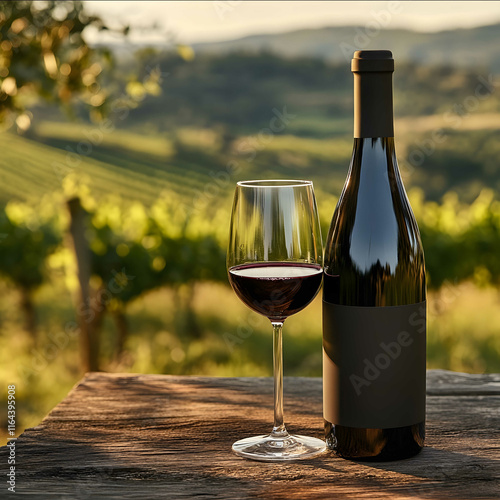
[{"x1": 232, "y1": 432, "x2": 326, "y2": 462}]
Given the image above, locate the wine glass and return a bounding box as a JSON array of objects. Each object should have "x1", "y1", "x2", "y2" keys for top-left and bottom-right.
[{"x1": 227, "y1": 179, "x2": 325, "y2": 461}]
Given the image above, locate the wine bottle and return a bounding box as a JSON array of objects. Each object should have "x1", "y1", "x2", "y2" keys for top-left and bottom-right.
[{"x1": 323, "y1": 50, "x2": 426, "y2": 461}]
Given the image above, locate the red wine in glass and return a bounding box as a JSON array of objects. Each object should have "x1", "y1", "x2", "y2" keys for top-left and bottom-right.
[{"x1": 228, "y1": 262, "x2": 322, "y2": 321}]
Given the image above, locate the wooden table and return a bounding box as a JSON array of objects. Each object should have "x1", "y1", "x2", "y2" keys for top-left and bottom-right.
[{"x1": 1, "y1": 370, "x2": 499, "y2": 499}]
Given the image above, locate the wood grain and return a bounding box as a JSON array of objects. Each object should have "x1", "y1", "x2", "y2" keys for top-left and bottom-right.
[{"x1": 1, "y1": 370, "x2": 499, "y2": 499}]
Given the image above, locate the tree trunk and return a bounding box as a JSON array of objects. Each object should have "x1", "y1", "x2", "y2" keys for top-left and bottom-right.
[
  {"x1": 66, "y1": 197, "x2": 101, "y2": 372},
  {"x1": 87, "y1": 290, "x2": 106, "y2": 370},
  {"x1": 173, "y1": 283, "x2": 201, "y2": 339},
  {"x1": 20, "y1": 286, "x2": 37, "y2": 342}
]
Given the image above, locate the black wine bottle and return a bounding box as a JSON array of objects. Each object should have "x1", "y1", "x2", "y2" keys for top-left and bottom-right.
[{"x1": 323, "y1": 50, "x2": 426, "y2": 461}]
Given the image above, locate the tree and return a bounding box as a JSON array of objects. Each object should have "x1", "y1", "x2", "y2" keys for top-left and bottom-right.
[
  {"x1": 87, "y1": 204, "x2": 227, "y2": 357},
  {"x1": 0, "y1": 0, "x2": 127, "y2": 129},
  {"x1": 0, "y1": 206, "x2": 60, "y2": 341}
]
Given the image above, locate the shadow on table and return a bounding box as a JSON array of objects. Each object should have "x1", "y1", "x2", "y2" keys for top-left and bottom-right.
[
  {"x1": 2, "y1": 427, "x2": 498, "y2": 499},
  {"x1": 0, "y1": 429, "x2": 258, "y2": 499},
  {"x1": 311, "y1": 446, "x2": 500, "y2": 499}
]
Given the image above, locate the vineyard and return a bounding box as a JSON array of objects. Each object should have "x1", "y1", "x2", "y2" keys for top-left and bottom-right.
[
  {"x1": 0, "y1": 121, "x2": 499, "y2": 340},
  {"x1": 1, "y1": 105, "x2": 500, "y2": 444}
]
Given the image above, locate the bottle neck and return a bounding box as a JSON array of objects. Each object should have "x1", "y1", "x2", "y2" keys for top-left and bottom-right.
[
  {"x1": 353, "y1": 71, "x2": 394, "y2": 139},
  {"x1": 350, "y1": 137, "x2": 398, "y2": 181}
]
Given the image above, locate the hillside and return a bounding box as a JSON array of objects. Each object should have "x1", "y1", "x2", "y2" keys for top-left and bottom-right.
[
  {"x1": 10, "y1": 48, "x2": 500, "y2": 208},
  {"x1": 192, "y1": 23, "x2": 500, "y2": 72},
  {"x1": 106, "y1": 51, "x2": 500, "y2": 137}
]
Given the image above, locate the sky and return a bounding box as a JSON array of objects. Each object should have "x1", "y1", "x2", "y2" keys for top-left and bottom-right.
[{"x1": 84, "y1": 1, "x2": 500, "y2": 45}]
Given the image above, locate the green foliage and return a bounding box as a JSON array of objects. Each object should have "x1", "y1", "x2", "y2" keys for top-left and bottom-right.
[
  {"x1": 0, "y1": 1, "x2": 123, "y2": 127},
  {"x1": 1, "y1": 183, "x2": 499, "y2": 304},
  {"x1": 0, "y1": 205, "x2": 60, "y2": 290},
  {"x1": 88, "y1": 217, "x2": 227, "y2": 305},
  {"x1": 413, "y1": 189, "x2": 500, "y2": 289},
  {"x1": 419, "y1": 226, "x2": 458, "y2": 289}
]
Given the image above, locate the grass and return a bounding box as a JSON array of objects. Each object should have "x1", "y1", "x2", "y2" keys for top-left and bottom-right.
[
  {"x1": 0, "y1": 125, "x2": 232, "y2": 206},
  {"x1": 3, "y1": 113, "x2": 499, "y2": 211},
  {"x1": 1, "y1": 121, "x2": 353, "y2": 206},
  {"x1": 427, "y1": 283, "x2": 500, "y2": 373}
]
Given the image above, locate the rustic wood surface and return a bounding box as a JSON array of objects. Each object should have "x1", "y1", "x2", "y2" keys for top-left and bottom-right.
[{"x1": 1, "y1": 370, "x2": 499, "y2": 499}]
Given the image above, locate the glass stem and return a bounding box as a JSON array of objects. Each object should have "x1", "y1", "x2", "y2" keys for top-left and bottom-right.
[{"x1": 272, "y1": 321, "x2": 287, "y2": 436}]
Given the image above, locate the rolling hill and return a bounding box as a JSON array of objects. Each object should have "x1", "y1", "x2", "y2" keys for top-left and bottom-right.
[{"x1": 192, "y1": 23, "x2": 500, "y2": 72}]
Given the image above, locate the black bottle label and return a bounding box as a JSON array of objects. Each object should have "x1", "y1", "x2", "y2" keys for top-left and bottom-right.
[{"x1": 323, "y1": 300, "x2": 426, "y2": 428}]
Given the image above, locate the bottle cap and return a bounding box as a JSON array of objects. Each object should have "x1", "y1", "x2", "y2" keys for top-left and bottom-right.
[{"x1": 351, "y1": 50, "x2": 394, "y2": 73}]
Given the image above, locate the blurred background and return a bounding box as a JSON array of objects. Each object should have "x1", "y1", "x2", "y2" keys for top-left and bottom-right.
[{"x1": 1, "y1": 1, "x2": 500, "y2": 442}]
